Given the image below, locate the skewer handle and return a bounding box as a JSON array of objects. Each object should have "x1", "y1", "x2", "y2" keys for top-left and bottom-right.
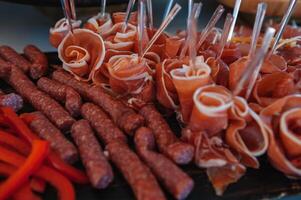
[
  {"x1": 227, "y1": 0, "x2": 241, "y2": 42},
  {"x1": 249, "y1": 2, "x2": 267, "y2": 58},
  {"x1": 122, "y1": 0, "x2": 136, "y2": 32},
  {"x1": 269, "y1": 0, "x2": 297, "y2": 55}
]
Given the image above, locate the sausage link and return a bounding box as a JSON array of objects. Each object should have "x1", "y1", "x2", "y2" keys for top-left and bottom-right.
[
  {"x1": 81, "y1": 103, "x2": 127, "y2": 145},
  {"x1": 71, "y1": 120, "x2": 113, "y2": 188},
  {"x1": 23, "y1": 112, "x2": 78, "y2": 163},
  {"x1": 135, "y1": 127, "x2": 194, "y2": 200},
  {"x1": 37, "y1": 77, "x2": 82, "y2": 117},
  {"x1": 106, "y1": 141, "x2": 166, "y2": 200},
  {"x1": 23, "y1": 45, "x2": 48, "y2": 79},
  {"x1": 1, "y1": 65, "x2": 75, "y2": 131},
  {"x1": 139, "y1": 105, "x2": 194, "y2": 164},
  {"x1": 52, "y1": 69, "x2": 145, "y2": 134},
  {"x1": 0, "y1": 45, "x2": 30, "y2": 72}
]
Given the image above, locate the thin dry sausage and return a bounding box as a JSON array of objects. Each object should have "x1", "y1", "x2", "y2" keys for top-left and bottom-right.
[
  {"x1": 135, "y1": 127, "x2": 194, "y2": 200},
  {"x1": 37, "y1": 77, "x2": 82, "y2": 117},
  {"x1": 139, "y1": 104, "x2": 194, "y2": 164},
  {"x1": 23, "y1": 111, "x2": 78, "y2": 163},
  {"x1": 81, "y1": 103, "x2": 127, "y2": 144},
  {"x1": 23, "y1": 45, "x2": 48, "y2": 79},
  {"x1": 71, "y1": 120, "x2": 113, "y2": 188},
  {"x1": 52, "y1": 69, "x2": 144, "y2": 134},
  {"x1": 0, "y1": 65, "x2": 75, "y2": 130},
  {"x1": 106, "y1": 141, "x2": 166, "y2": 200},
  {"x1": 0, "y1": 45, "x2": 30, "y2": 72}
]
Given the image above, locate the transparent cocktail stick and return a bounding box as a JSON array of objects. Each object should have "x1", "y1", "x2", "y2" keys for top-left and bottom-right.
[
  {"x1": 146, "y1": 0, "x2": 153, "y2": 29},
  {"x1": 196, "y1": 5, "x2": 224, "y2": 50},
  {"x1": 248, "y1": 2, "x2": 267, "y2": 58},
  {"x1": 227, "y1": 0, "x2": 241, "y2": 42},
  {"x1": 163, "y1": 0, "x2": 174, "y2": 22},
  {"x1": 122, "y1": 0, "x2": 136, "y2": 32},
  {"x1": 216, "y1": 13, "x2": 233, "y2": 59},
  {"x1": 100, "y1": 0, "x2": 107, "y2": 18},
  {"x1": 269, "y1": 0, "x2": 297, "y2": 55},
  {"x1": 60, "y1": 0, "x2": 74, "y2": 33},
  {"x1": 233, "y1": 27, "x2": 276, "y2": 99},
  {"x1": 142, "y1": 4, "x2": 181, "y2": 58},
  {"x1": 138, "y1": 0, "x2": 145, "y2": 57}
]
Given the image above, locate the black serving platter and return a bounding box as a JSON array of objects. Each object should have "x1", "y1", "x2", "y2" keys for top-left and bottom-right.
[{"x1": 2, "y1": 52, "x2": 301, "y2": 200}]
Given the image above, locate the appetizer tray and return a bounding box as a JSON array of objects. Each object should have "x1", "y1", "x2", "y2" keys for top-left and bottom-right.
[{"x1": 2, "y1": 52, "x2": 301, "y2": 200}]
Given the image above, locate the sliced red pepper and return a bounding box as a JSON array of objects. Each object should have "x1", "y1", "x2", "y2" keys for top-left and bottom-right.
[
  {"x1": 30, "y1": 178, "x2": 46, "y2": 193},
  {"x1": 1, "y1": 107, "x2": 38, "y2": 142},
  {"x1": 0, "y1": 129, "x2": 31, "y2": 155},
  {"x1": 0, "y1": 162, "x2": 45, "y2": 193},
  {"x1": 12, "y1": 183, "x2": 41, "y2": 200},
  {"x1": 0, "y1": 140, "x2": 49, "y2": 199},
  {"x1": 0, "y1": 145, "x2": 75, "y2": 200}
]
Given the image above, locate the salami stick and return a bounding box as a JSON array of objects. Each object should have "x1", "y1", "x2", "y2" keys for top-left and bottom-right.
[
  {"x1": 81, "y1": 103, "x2": 127, "y2": 144},
  {"x1": 139, "y1": 104, "x2": 194, "y2": 164},
  {"x1": 107, "y1": 141, "x2": 166, "y2": 200},
  {"x1": 0, "y1": 64, "x2": 75, "y2": 131},
  {"x1": 0, "y1": 45, "x2": 30, "y2": 72},
  {"x1": 0, "y1": 89, "x2": 23, "y2": 112},
  {"x1": 23, "y1": 45, "x2": 48, "y2": 79},
  {"x1": 52, "y1": 69, "x2": 145, "y2": 134},
  {"x1": 22, "y1": 112, "x2": 78, "y2": 163},
  {"x1": 37, "y1": 77, "x2": 82, "y2": 117},
  {"x1": 71, "y1": 120, "x2": 113, "y2": 189},
  {"x1": 135, "y1": 127, "x2": 194, "y2": 200}
]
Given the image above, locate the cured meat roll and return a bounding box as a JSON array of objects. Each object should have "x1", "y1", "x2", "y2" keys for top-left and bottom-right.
[
  {"x1": 260, "y1": 95, "x2": 301, "y2": 177},
  {"x1": 106, "y1": 141, "x2": 166, "y2": 200},
  {"x1": 135, "y1": 127, "x2": 194, "y2": 200},
  {"x1": 0, "y1": 65, "x2": 75, "y2": 131},
  {"x1": 81, "y1": 103, "x2": 127, "y2": 144},
  {"x1": 0, "y1": 45, "x2": 30, "y2": 72},
  {"x1": 139, "y1": 104, "x2": 194, "y2": 164},
  {"x1": 23, "y1": 45, "x2": 48, "y2": 79},
  {"x1": 22, "y1": 111, "x2": 78, "y2": 163},
  {"x1": 37, "y1": 77, "x2": 82, "y2": 117},
  {"x1": 0, "y1": 89, "x2": 23, "y2": 112},
  {"x1": 71, "y1": 120, "x2": 113, "y2": 189},
  {"x1": 52, "y1": 69, "x2": 144, "y2": 134}
]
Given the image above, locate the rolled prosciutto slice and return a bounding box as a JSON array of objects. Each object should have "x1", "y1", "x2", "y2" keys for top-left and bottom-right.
[
  {"x1": 49, "y1": 18, "x2": 81, "y2": 48},
  {"x1": 101, "y1": 22, "x2": 137, "y2": 52},
  {"x1": 188, "y1": 85, "x2": 233, "y2": 135},
  {"x1": 112, "y1": 11, "x2": 138, "y2": 26},
  {"x1": 170, "y1": 56, "x2": 211, "y2": 123},
  {"x1": 58, "y1": 28, "x2": 105, "y2": 82},
  {"x1": 181, "y1": 129, "x2": 246, "y2": 196},
  {"x1": 156, "y1": 58, "x2": 189, "y2": 110},
  {"x1": 260, "y1": 95, "x2": 301, "y2": 177},
  {"x1": 226, "y1": 96, "x2": 269, "y2": 168},
  {"x1": 106, "y1": 54, "x2": 154, "y2": 102},
  {"x1": 84, "y1": 13, "x2": 113, "y2": 35},
  {"x1": 253, "y1": 72, "x2": 296, "y2": 107}
]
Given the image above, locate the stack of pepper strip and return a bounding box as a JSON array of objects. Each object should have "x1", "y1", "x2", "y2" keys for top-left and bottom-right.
[{"x1": 0, "y1": 106, "x2": 88, "y2": 200}]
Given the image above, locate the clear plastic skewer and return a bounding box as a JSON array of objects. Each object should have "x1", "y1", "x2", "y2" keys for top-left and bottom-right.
[
  {"x1": 233, "y1": 27, "x2": 276, "y2": 99},
  {"x1": 248, "y1": 2, "x2": 267, "y2": 58}
]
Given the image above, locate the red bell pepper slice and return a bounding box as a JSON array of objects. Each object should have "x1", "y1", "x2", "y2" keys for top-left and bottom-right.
[
  {"x1": 0, "y1": 145, "x2": 75, "y2": 200},
  {"x1": 0, "y1": 129, "x2": 31, "y2": 155},
  {"x1": 0, "y1": 140, "x2": 49, "y2": 199},
  {"x1": 30, "y1": 177, "x2": 46, "y2": 193},
  {"x1": 0, "y1": 162, "x2": 45, "y2": 193},
  {"x1": 18, "y1": 111, "x2": 89, "y2": 184},
  {"x1": 12, "y1": 183, "x2": 41, "y2": 200}
]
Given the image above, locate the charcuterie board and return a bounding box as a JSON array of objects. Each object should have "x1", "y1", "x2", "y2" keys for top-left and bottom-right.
[{"x1": 1, "y1": 52, "x2": 301, "y2": 200}]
